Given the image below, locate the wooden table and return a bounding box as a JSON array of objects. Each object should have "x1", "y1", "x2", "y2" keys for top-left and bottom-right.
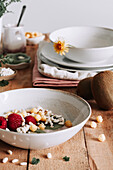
[{"x1": 0, "y1": 43, "x2": 113, "y2": 170}]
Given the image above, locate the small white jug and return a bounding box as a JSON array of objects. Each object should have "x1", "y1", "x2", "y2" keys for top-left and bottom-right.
[{"x1": 3, "y1": 24, "x2": 26, "y2": 53}]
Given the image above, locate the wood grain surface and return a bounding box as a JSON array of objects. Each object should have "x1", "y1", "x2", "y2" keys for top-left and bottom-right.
[{"x1": 0, "y1": 37, "x2": 113, "y2": 170}]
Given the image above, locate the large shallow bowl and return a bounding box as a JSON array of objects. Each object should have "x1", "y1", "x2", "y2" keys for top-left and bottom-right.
[
  {"x1": 49, "y1": 26, "x2": 113, "y2": 63},
  {"x1": 0, "y1": 88, "x2": 91, "y2": 149}
]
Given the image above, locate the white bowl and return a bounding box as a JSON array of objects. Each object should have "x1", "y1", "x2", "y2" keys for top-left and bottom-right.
[
  {"x1": 0, "y1": 88, "x2": 91, "y2": 149},
  {"x1": 26, "y1": 35, "x2": 45, "y2": 45},
  {"x1": 49, "y1": 26, "x2": 113, "y2": 63}
]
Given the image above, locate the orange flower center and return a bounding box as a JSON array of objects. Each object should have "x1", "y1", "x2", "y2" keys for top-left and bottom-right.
[{"x1": 56, "y1": 42, "x2": 62, "y2": 50}]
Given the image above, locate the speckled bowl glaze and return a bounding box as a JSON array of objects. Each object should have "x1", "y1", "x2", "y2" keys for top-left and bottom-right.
[{"x1": 0, "y1": 88, "x2": 91, "y2": 149}]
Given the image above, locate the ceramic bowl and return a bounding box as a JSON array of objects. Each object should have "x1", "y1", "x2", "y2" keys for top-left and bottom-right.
[
  {"x1": 49, "y1": 26, "x2": 113, "y2": 63},
  {"x1": 5, "y1": 60, "x2": 31, "y2": 70},
  {"x1": 0, "y1": 69, "x2": 17, "y2": 81},
  {"x1": 0, "y1": 88, "x2": 91, "y2": 149},
  {"x1": 26, "y1": 35, "x2": 45, "y2": 45}
]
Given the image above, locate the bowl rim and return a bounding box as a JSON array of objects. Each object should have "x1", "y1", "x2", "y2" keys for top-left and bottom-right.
[
  {"x1": 49, "y1": 26, "x2": 113, "y2": 50},
  {"x1": 26, "y1": 34, "x2": 45, "y2": 40},
  {"x1": 0, "y1": 88, "x2": 91, "y2": 136}
]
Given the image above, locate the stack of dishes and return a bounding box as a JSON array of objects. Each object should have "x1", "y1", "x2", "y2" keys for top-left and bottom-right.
[{"x1": 39, "y1": 26, "x2": 113, "y2": 73}]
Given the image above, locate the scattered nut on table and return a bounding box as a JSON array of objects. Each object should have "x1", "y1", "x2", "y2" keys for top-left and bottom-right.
[
  {"x1": 90, "y1": 121, "x2": 97, "y2": 128},
  {"x1": 47, "y1": 153, "x2": 52, "y2": 159},
  {"x1": 98, "y1": 134, "x2": 106, "y2": 142},
  {"x1": 2, "y1": 157, "x2": 8, "y2": 163},
  {"x1": 7, "y1": 150, "x2": 13, "y2": 155},
  {"x1": 20, "y1": 162, "x2": 27, "y2": 166},
  {"x1": 96, "y1": 116, "x2": 103, "y2": 123},
  {"x1": 12, "y1": 159, "x2": 19, "y2": 163}
]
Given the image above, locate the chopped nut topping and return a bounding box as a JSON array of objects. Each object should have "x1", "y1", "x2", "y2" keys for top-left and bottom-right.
[
  {"x1": 30, "y1": 124, "x2": 38, "y2": 132},
  {"x1": 65, "y1": 120, "x2": 72, "y2": 128},
  {"x1": 3, "y1": 106, "x2": 70, "y2": 134},
  {"x1": 35, "y1": 114, "x2": 41, "y2": 121},
  {"x1": 30, "y1": 108, "x2": 38, "y2": 114},
  {"x1": 39, "y1": 123, "x2": 45, "y2": 130}
]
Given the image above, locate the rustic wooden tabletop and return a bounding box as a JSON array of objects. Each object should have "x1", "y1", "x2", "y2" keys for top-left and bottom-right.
[{"x1": 0, "y1": 39, "x2": 113, "y2": 170}]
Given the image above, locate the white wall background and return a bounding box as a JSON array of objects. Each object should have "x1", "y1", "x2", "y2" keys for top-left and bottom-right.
[{"x1": 3, "y1": 0, "x2": 113, "y2": 33}]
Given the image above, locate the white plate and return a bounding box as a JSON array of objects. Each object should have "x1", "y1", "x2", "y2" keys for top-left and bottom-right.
[
  {"x1": 39, "y1": 53, "x2": 113, "y2": 72},
  {"x1": 0, "y1": 88, "x2": 91, "y2": 149},
  {"x1": 41, "y1": 43, "x2": 113, "y2": 69}
]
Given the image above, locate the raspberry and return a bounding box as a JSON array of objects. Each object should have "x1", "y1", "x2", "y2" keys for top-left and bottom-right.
[
  {"x1": 0, "y1": 116, "x2": 7, "y2": 129},
  {"x1": 25, "y1": 115, "x2": 37, "y2": 125},
  {"x1": 8, "y1": 113, "x2": 22, "y2": 131}
]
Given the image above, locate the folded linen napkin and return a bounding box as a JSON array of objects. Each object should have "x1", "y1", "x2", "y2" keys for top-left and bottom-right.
[{"x1": 32, "y1": 41, "x2": 97, "y2": 87}]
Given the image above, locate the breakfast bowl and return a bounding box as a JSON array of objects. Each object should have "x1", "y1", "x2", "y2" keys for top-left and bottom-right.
[
  {"x1": 25, "y1": 32, "x2": 45, "y2": 45},
  {"x1": 0, "y1": 88, "x2": 91, "y2": 149},
  {"x1": 49, "y1": 26, "x2": 113, "y2": 63},
  {"x1": 26, "y1": 35, "x2": 45, "y2": 45}
]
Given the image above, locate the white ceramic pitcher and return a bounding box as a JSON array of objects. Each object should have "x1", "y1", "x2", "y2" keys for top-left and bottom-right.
[{"x1": 3, "y1": 24, "x2": 26, "y2": 53}]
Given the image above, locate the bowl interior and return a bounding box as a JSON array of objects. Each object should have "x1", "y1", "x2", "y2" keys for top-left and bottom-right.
[
  {"x1": 0, "y1": 88, "x2": 91, "y2": 127},
  {"x1": 49, "y1": 26, "x2": 113, "y2": 48}
]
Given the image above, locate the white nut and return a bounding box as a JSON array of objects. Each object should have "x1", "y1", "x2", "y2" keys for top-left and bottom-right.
[
  {"x1": 22, "y1": 122, "x2": 25, "y2": 126},
  {"x1": 20, "y1": 162, "x2": 27, "y2": 166},
  {"x1": 14, "y1": 109, "x2": 18, "y2": 113},
  {"x1": 53, "y1": 119, "x2": 59, "y2": 123},
  {"x1": 98, "y1": 134, "x2": 106, "y2": 142},
  {"x1": 47, "y1": 153, "x2": 52, "y2": 159},
  {"x1": 7, "y1": 150, "x2": 13, "y2": 155},
  {"x1": 29, "y1": 122, "x2": 33, "y2": 125},
  {"x1": 55, "y1": 115, "x2": 62, "y2": 118},
  {"x1": 30, "y1": 108, "x2": 38, "y2": 114},
  {"x1": 96, "y1": 116, "x2": 103, "y2": 123},
  {"x1": 18, "y1": 56, "x2": 25, "y2": 60},
  {"x1": 6, "y1": 128, "x2": 10, "y2": 131},
  {"x1": 2, "y1": 157, "x2": 8, "y2": 163},
  {"x1": 17, "y1": 128, "x2": 21, "y2": 133},
  {"x1": 90, "y1": 121, "x2": 97, "y2": 129},
  {"x1": 12, "y1": 159, "x2": 19, "y2": 163},
  {"x1": 58, "y1": 122, "x2": 64, "y2": 125}
]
